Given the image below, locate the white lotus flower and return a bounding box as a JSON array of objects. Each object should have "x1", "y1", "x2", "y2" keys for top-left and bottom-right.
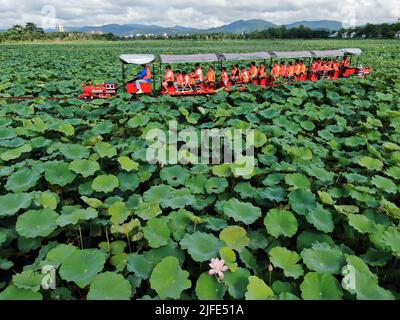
[{"x1": 208, "y1": 258, "x2": 228, "y2": 280}]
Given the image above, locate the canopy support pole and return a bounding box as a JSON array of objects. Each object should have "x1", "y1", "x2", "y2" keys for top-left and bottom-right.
[
  {"x1": 159, "y1": 61, "x2": 162, "y2": 93},
  {"x1": 121, "y1": 62, "x2": 126, "y2": 85},
  {"x1": 152, "y1": 64, "x2": 156, "y2": 93},
  {"x1": 356, "y1": 56, "x2": 360, "y2": 67}
]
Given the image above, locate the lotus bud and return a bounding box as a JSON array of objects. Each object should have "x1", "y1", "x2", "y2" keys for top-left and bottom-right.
[{"x1": 268, "y1": 263, "x2": 274, "y2": 273}]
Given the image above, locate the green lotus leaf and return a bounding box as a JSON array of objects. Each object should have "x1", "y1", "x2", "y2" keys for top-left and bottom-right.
[
  {"x1": 222, "y1": 199, "x2": 262, "y2": 225},
  {"x1": 288, "y1": 189, "x2": 317, "y2": 216},
  {"x1": 69, "y1": 159, "x2": 100, "y2": 177},
  {"x1": 219, "y1": 226, "x2": 250, "y2": 252},
  {"x1": 258, "y1": 186, "x2": 287, "y2": 202},
  {"x1": 385, "y1": 166, "x2": 400, "y2": 179},
  {"x1": 45, "y1": 162, "x2": 76, "y2": 186},
  {"x1": 224, "y1": 268, "x2": 250, "y2": 299},
  {"x1": 46, "y1": 244, "x2": 78, "y2": 267},
  {"x1": 0, "y1": 192, "x2": 33, "y2": 217},
  {"x1": 92, "y1": 174, "x2": 119, "y2": 193},
  {"x1": 58, "y1": 123, "x2": 75, "y2": 136},
  {"x1": 118, "y1": 156, "x2": 139, "y2": 172},
  {"x1": 357, "y1": 156, "x2": 383, "y2": 171},
  {"x1": 108, "y1": 201, "x2": 131, "y2": 225},
  {"x1": 87, "y1": 272, "x2": 132, "y2": 300},
  {"x1": 0, "y1": 127, "x2": 16, "y2": 140},
  {"x1": 300, "y1": 272, "x2": 343, "y2": 300},
  {"x1": 95, "y1": 142, "x2": 117, "y2": 158},
  {"x1": 219, "y1": 247, "x2": 238, "y2": 272},
  {"x1": 59, "y1": 144, "x2": 90, "y2": 160},
  {"x1": 80, "y1": 196, "x2": 103, "y2": 209},
  {"x1": 12, "y1": 270, "x2": 44, "y2": 292},
  {"x1": 143, "y1": 184, "x2": 173, "y2": 203},
  {"x1": 0, "y1": 285, "x2": 42, "y2": 300},
  {"x1": 16, "y1": 209, "x2": 59, "y2": 238},
  {"x1": 304, "y1": 164, "x2": 335, "y2": 183},
  {"x1": 111, "y1": 219, "x2": 141, "y2": 236},
  {"x1": 234, "y1": 182, "x2": 256, "y2": 199},
  {"x1": 305, "y1": 205, "x2": 334, "y2": 233},
  {"x1": 59, "y1": 249, "x2": 106, "y2": 288},
  {"x1": 317, "y1": 191, "x2": 336, "y2": 205},
  {"x1": 253, "y1": 130, "x2": 268, "y2": 148},
  {"x1": 180, "y1": 231, "x2": 224, "y2": 262},
  {"x1": 344, "y1": 136, "x2": 366, "y2": 147},
  {"x1": 269, "y1": 246, "x2": 304, "y2": 279},
  {"x1": 57, "y1": 206, "x2": 98, "y2": 227},
  {"x1": 334, "y1": 205, "x2": 359, "y2": 215},
  {"x1": 34, "y1": 192, "x2": 58, "y2": 210},
  {"x1": 245, "y1": 276, "x2": 274, "y2": 300},
  {"x1": 126, "y1": 253, "x2": 154, "y2": 279},
  {"x1": 167, "y1": 209, "x2": 193, "y2": 241},
  {"x1": 150, "y1": 256, "x2": 191, "y2": 299},
  {"x1": 134, "y1": 201, "x2": 162, "y2": 220},
  {"x1": 301, "y1": 242, "x2": 345, "y2": 274},
  {"x1": 92, "y1": 121, "x2": 114, "y2": 135},
  {"x1": 161, "y1": 188, "x2": 195, "y2": 209},
  {"x1": 195, "y1": 272, "x2": 226, "y2": 300},
  {"x1": 127, "y1": 114, "x2": 150, "y2": 128},
  {"x1": 205, "y1": 177, "x2": 228, "y2": 194},
  {"x1": 382, "y1": 226, "x2": 400, "y2": 258},
  {"x1": 5, "y1": 167, "x2": 41, "y2": 192},
  {"x1": 371, "y1": 176, "x2": 397, "y2": 194},
  {"x1": 264, "y1": 209, "x2": 298, "y2": 238},
  {"x1": 143, "y1": 218, "x2": 170, "y2": 248},
  {"x1": 1, "y1": 144, "x2": 32, "y2": 161},
  {"x1": 285, "y1": 173, "x2": 311, "y2": 189},
  {"x1": 347, "y1": 214, "x2": 375, "y2": 234},
  {"x1": 212, "y1": 164, "x2": 232, "y2": 177},
  {"x1": 160, "y1": 165, "x2": 190, "y2": 187},
  {"x1": 343, "y1": 255, "x2": 395, "y2": 300}
]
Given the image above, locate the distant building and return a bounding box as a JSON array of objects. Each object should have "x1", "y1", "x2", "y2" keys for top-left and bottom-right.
[
  {"x1": 396, "y1": 31, "x2": 400, "y2": 39},
  {"x1": 58, "y1": 24, "x2": 64, "y2": 32},
  {"x1": 350, "y1": 32, "x2": 357, "y2": 38},
  {"x1": 162, "y1": 32, "x2": 169, "y2": 39},
  {"x1": 329, "y1": 32, "x2": 339, "y2": 38},
  {"x1": 342, "y1": 32, "x2": 348, "y2": 39}
]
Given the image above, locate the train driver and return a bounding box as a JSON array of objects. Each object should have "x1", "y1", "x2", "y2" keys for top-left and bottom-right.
[{"x1": 134, "y1": 64, "x2": 152, "y2": 94}]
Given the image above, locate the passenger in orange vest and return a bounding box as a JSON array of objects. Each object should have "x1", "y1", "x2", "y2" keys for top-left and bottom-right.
[
  {"x1": 249, "y1": 62, "x2": 259, "y2": 82},
  {"x1": 341, "y1": 56, "x2": 351, "y2": 69},
  {"x1": 205, "y1": 66, "x2": 216, "y2": 89},
  {"x1": 279, "y1": 62, "x2": 287, "y2": 78},
  {"x1": 259, "y1": 63, "x2": 267, "y2": 79},
  {"x1": 294, "y1": 60, "x2": 301, "y2": 76},
  {"x1": 333, "y1": 60, "x2": 340, "y2": 76},
  {"x1": 221, "y1": 67, "x2": 230, "y2": 87},
  {"x1": 133, "y1": 64, "x2": 152, "y2": 94},
  {"x1": 300, "y1": 61, "x2": 307, "y2": 77},
  {"x1": 194, "y1": 63, "x2": 204, "y2": 84},
  {"x1": 287, "y1": 62, "x2": 295, "y2": 81},
  {"x1": 271, "y1": 62, "x2": 281, "y2": 78},
  {"x1": 231, "y1": 64, "x2": 240, "y2": 84},
  {"x1": 174, "y1": 70, "x2": 184, "y2": 91},
  {"x1": 162, "y1": 65, "x2": 175, "y2": 92},
  {"x1": 240, "y1": 67, "x2": 250, "y2": 83}
]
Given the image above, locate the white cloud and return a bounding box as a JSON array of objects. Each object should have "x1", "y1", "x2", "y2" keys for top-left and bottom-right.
[{"x1": 0, "y1": 0, "x2": 398, "y2": 29}]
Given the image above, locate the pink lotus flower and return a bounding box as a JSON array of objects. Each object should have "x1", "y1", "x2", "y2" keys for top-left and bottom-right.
[{"x1": 208, "y1": 258, "x2": 228, "y2": 280}]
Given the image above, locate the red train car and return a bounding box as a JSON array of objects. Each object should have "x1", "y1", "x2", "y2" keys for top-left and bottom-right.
[{"x1": 79, "y1": 82, "x2": 117, "y2": 99}]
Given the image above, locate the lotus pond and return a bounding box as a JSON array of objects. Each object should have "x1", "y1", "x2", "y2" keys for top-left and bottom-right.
[{"x1": 0, "y1": 39, "x2": 399, "y2": 300}]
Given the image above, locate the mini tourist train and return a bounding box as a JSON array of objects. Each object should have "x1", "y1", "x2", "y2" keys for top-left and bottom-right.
[{"x1": 79, "y1": 48, "x2": 372, "y2": 99}]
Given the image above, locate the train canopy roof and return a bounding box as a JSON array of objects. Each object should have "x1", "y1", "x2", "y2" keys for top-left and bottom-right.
[
  {"x1": 120, "y1": 54, "x2": 156, "y2": 64},
  {"x1": 342, "y1": 48, "x2": 362, "y2": 55},
  {"x1": 160, "y1": 54, "x2": 220, "y2": 64},
  {"x1": 220, "y1": 52, "x2": 272, "y2": 61},
  {"x1": 270, "y1": 51, "x2": 314, "y2": 59}
]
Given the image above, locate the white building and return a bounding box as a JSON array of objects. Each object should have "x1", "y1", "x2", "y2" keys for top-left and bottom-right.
[{"x1": 396, "y1": 31, "x2": 400, "y2": 39}]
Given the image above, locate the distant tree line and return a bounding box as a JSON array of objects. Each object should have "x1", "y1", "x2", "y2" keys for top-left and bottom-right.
[
  {"x1": 337, "y1": 22, "x2": 400, "y2": 39},
  {"x1": 0, "y1": 23, "x2": 120, "y2": 42},
  {"x1": 1, "y1": 21, "x2": 399, "y2": 42}
]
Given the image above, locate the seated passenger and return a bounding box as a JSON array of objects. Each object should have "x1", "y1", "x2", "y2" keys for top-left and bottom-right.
[
  {"x1": 194, "y1": 63, "x2": 204, "y2": 84},
  {"x1": 189, "y1": 70, "x2": 197, "y2": 91},
  {"x1": 205, "y1": 66, "x2": 216, "y2": 89},
  {"x1": 131, "y1": 64, "x2": 152, "y2": 94},
  {"x1": 300, "y1": 61, "x2": 307, "y2": 77},
  {"x1": 287, "y1": 62, "x2": 295, "y2": 81},
  {"x1": 259, "y1": 63, "x2": 267, "y2": 79},
  {"x1": 174, "y1": 70, "x2": 184, "y2": 91},
  {"x1": 249, "y1": 62, "x2": 259, "y2": 82},
  {"x1": 221, "y1": 67, "x2": 230, "y2": 87},
  {"x1": 183, "y1": 72, "x2": 190, "y2": 91},
  {"x1": 279, "y1": 63, "x2": 287, "y2": 78},
  {"x1": 341, "y1": 56, "x2": 351, "y2": 69},
  {"x1": 162, "y1": 65, "x2": 175, "y2": 92},
  {"x1": 231, "y1": 65, "x2": 240, "y2": 84},
  {"x1": 333, "y1": 60, "x2": 340, "y2": 75},
  {"x1": 240, "y1": 67, "x2": 250, "y2": 83},
  {"x1": 294, "y1": 60, "x2": 301, "y2": 77},
  {"x1": 271, "y1": 62, "x2": 281, "y2": 78}
]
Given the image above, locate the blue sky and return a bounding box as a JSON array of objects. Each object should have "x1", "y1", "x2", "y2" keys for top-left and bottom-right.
[{"x1": 0, "y1": 0, "x2": 398, "y2": 29}]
